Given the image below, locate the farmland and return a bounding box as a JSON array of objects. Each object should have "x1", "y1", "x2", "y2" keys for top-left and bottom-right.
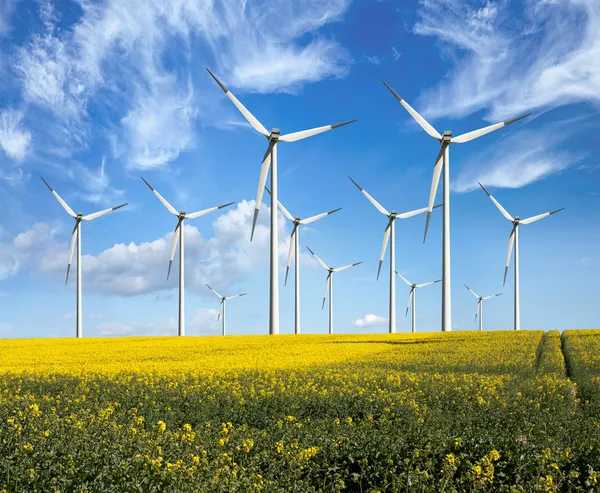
[{"x1": 1, "y1": 330, "x2": 599, "y2": 491}]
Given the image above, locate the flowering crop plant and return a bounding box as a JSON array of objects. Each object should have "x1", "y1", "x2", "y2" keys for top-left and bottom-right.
[{"x1": 1, "y1": 330, "x2": 599, "y2": 491}]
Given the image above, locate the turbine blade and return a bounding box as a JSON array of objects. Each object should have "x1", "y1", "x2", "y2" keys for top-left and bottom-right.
[
  {"x1": 217, "y1": 300, "x2": 223, "y2": 321},
  {"x1": 265, "y1": 186, "x2": 294, "y2": 222},
  {"x1": 186, "y1": 202, "x2": 235, "y2": 219},
  {"x1": 377, "y1": 218, "x2": 393, "y2": 280},
  {"x1": 279, "y1": 120, "x2": 357, "y2": 143},
  {"x1": 348, "y1": 177, "x2": 390, "y2": 216},
  {"x1": 504, "y1": 225, "x2": 517, "y2": 286},
  {"x1": 405, "y1": 289, "x2": 414, "y2": 317},
  {"x1": 475, "y1": 300, "x2": 481, "y2": 321},
  {"x1": 322, "y1": 273, "x2": 331, "y2": 310},
  {"x1": 397, "y1": 206, "x2": 430, "y2": 219},
  {"x1": 225, "y1": 293, "x2": 246, "y2": 300},
  {"x1": 483, "y1": 293, "x2": 502, "y2": 299},
  {"x1": 395, "y1": 271, "x2": 413, "y2": 287},
  {"x1": 416, "y1": 280, "x2": 440, "y2": 288},
  {"x1": 300, "y1": 208, "x2": 342, "y2": 225},
  {"x1": 167, "y1": 220, "x2": 182, "y2": 280},
  {"x1": 41, "y1": 177, "x2": 77, "y2": 218},
  {"x1": 478, "y1": 183, "x2": 514, "y2": 221},
  {"x1": 381, "y1": 80, "x2": 442, "y2": 140},
  {"x1": 306, "y1": 246, "x2": 330, "y2": 271},
  {"x1": 82, "y1": 203, "x2": 128, "y2": 221},
  {"x1": 285, "y1": 227, "x2": 296, "y2": 287},
  {"x1": 451, "y1": 113, "x2": 532, "y2": 144},
  {"x1": 423, "y1": 147, "x2": 444, "y2": 243},
  {"x1": 65, "y1": 223, "x2": 78, "y2": 284},
  {"x1": 206, "y1": 284, "x2": 223, "y2": 299},
  {"x1": 464, "y1": 284, "x2": 481, "y2": 299},
  {"x1": 334, "y1": 261, "x2": 362, "y2": 273},
  {"x1": 206, "y1": 68, "x2": 269, "y2": 137},
  {"x1": 251, "y1": 143, "x2": 274, "y2": 241},
  {"x1": 141, "y1": 177, "x2": 179, "y2": 216},
  {"x1": 520, "y1": 208, "x2": 565, "y2": 225}
]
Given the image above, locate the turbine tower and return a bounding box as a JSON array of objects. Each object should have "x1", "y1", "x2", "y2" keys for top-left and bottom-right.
[
  {"x1": 265, "y1": 187, "x2": 341, "y2": 334},
  {"x1": 41, "y1": 177, "x2": 127, "y2": 338},
  {"x1": 478, "y1": 183, "x2": 564, "y2": 331},
  {"x1": 306, "y1": 246, "x2": 362, "y2": 335},
  {"x1": 207, "y1": 68, "x2": 356, "y2": 335},
  {"x1": 141, "y1": 177, "x2": 234, "y2": 336},
  {"x1": 349, "y1": 176, "x2": 441, "y2": 333},
  {"x1": 206, "y1": 285, "x2": 247, "y2": 336},
  {"x1": 396, "y1": 272, "x2": 441, "y2": 333},
  {"x1": 464, "y1": 284, "x2": 502, "y2": 331},
  {"x1": 381, "y1": 79, "x2": 530, "y2": 332}
]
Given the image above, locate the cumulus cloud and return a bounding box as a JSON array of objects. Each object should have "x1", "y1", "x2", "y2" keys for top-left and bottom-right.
[
  {"x1": 414, "y1": 0, "x2": 600, "y2": 121},
  {"x1": 0, "y1": 200, "x2": 315, "y2": 296},
  {"x1": 0, "y1": 109, "x2": 32, "y2": 161},
  {"x1": 353, "y1": 314, "x2": 387, "y2": 327}
]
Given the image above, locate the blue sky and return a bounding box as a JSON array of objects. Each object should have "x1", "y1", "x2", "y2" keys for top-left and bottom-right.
[{"x1": 0, "y1": 0, "x2": 598, "y2": 338}]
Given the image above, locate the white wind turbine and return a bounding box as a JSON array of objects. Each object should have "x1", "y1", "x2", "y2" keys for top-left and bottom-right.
[
  {"x1": 464, "y1": 284, "x2": 502, "y2": 332},
  {"x1": 265, "y1": 187, "x2": 341, "y2": 335},
  {"x1": 381, "y1": 79, "x2": 530, "y2": 332},
  {"x1": 41, "y1": 177, "x2": 127, "y2": 338},
  {"x1": 206, "y1": 285, "x2": 247, "y2": 336},
  {"x1": 349, "y1": 176, "x2": 441, "y2": 334},
  {"x1": 306, "y1": 246, "x2": 362, "y2": 335},
  {"x1": 396, "y1": 272, "x2": 441, "y2": 333},
  {"x1": 478, "y1": 182, "x2": 564, "y2": 331},
  {"x1": 141, "y1": 177, "x2": 234, "y2": 336},
  {"x1": 207, "y1": 68, "x2": 356, "y2": 335}
]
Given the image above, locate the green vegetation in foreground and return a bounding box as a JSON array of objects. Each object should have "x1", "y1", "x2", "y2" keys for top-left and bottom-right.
[{"x1": 1, "y1": 330, "x2": 600, "y2": 492}]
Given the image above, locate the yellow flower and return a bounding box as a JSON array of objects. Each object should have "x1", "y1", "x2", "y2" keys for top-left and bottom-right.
[
  {"x1": 242, "y1": 439, "x2": 254, "y2": 453},
  {"x1": 157, "y1": 420, "x2": 166, "y2": 433},
  {"x1": 183, "y1": 423, "x2": 192, "y2": 432},
  {"x1": 23, "y1": 443, "x2": 33, "y2": 453},
  {"x1": 445, "y1": 453, "x2": 456, "y2": 466}
]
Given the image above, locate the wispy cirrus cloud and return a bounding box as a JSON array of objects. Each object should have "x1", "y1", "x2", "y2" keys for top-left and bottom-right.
[
  {"x1": 414, "y1": 0, "x2": 600, "y2": 121},
  {"x1": 0, "y1": 109, "x2": 31, "y2": 161}
]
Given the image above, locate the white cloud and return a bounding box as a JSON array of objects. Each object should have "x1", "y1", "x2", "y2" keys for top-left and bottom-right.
[
  {"x1": 68, "y1": 157, "x2": 125, "y2": 205},
  {"x1": 452, "y1": 118, "x2": 587, "y2": 192},
  {"x1": 414, "y1": 0, "x2": 600, "y2": 121},
  {"x1": 0, "y1": 0, "x2": 17, "y2": 37},
  {"x1": 353, "y1": 314, "x2": 387, "y2": 327},
  {"x1": 1, "y1": 200, "x2": 315, "y2": 296},
  {"x1": 0, "y1": 109, "x2": 32, "y2": 161}
]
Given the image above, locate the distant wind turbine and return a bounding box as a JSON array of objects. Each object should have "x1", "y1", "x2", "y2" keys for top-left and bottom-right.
[
  {"x1": 41, "y1": 177, "x2": 127, "y2": 338},
  {"x1": 306, "y1": 246, "x2": 362, "y2": 335},
  {"x1": 381, "y1": 79, "x2": 531, "y2": 332},
  {"x1": 141, "y1": 176, "x2": 234, "y2": 336},
  {"x1": 207, "y1": 68, "x2": 356, "y2": 335},
  {"x1": 265, "y1": 187, "x2": 341, "y2": 334},
  {"x1": 206, "y1": 285, "x2": 247, "y2": 336},
  {"x1": 349, "y1": 176, "x2": 441, "y2": 333},
  {"x1": 464, "y1": 284, "x2": 502, "y2": 332},
  {"x1": 396, "y1": 272, "x2": 441, "y2": 333},
  {"x1": 478, "y1": 182, "x2": 564, "y2": 330}
]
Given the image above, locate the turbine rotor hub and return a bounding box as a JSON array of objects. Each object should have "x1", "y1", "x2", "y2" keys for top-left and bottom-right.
[
  {"x1": 179, "y1": 212, "x2": 186, "y2": 218},
  {"x1": 270, "y1": 128, "x2": 280, "y2": 142},
  {"x1": 442, "y1": 130, "x2": 452, "y2": 144}
]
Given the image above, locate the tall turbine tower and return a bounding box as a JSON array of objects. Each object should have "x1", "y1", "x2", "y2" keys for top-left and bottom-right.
[
  {"x1": 464, "y1": 285, "x2": 502, "y2": 331},
  {"x1": 141, "y1": 177, "x2": 234, "y2": 336},
  {"x1": 396, "y1": 272, "x2": 441, "y2": 333},
  {"x1": 206, "y1": 285, "x2": 247, "y2": 336},
  {"x1": 349, "y1": 176, "x2": 441, "y2": 333},
  {"x1": 41, "y1": 177, "x2": 127, "y2": 338},
  {"x1": 306, "y1": 246, "x2": 362, "y2": 334},
  {"x1": 207, "y1": 68, "x2": 356, "y2": 335},
  {"x1": 265, "y1": 187, "x2": 341, "y2": 334},
  {"x1": 478, "y1": 183, "x2": 564, "y2": 331},
  {"x1": 381, "y1": 79, "x2": 530, "y2": 332}
]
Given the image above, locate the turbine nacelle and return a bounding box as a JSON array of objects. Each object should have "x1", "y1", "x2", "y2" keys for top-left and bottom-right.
[
  {"x1": 442, "y1": 131, "x2": 452, "y2": 144},
  {"x1": 269, "y1": 128, "x2": 281, "y2": 142},
  {"x1": 179, "y1": 212, "x2": 186, "y2": 219}
]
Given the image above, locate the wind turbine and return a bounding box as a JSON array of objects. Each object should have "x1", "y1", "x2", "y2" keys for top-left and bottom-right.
[
  {"x1": 265, "y1": 187, "x2": 341, "y2": 334},
  {"x1": 396, "y1": 272, "x2": 441, "y2": 333},
  {"x1": 41, "y1": 177, "x2": 127, "y2": 338},
  {"x1": 464, "y1": 284, "x2": 502, "y2": 332},
  {"x1": 349, "y1": 176, "x2": 441, "y2": 333},
  {"x1": 206, "y1": 285, "x2": 247, "y2": 336},
  {"x1": 381, "y1": 79, "x2": 531, "y2": 332},
  {"x1": 306, "y1": 246, "x2": 362, "y2": 335},
  {"x1": 141, "y1": 177, "x2": 234, "y2": 336},
  {"x1": 207, "y1": 68, "x2": 356, "y2": 335},
  {"x1": 478, "y1": 182, "x2": 564, "y2": 331}
]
